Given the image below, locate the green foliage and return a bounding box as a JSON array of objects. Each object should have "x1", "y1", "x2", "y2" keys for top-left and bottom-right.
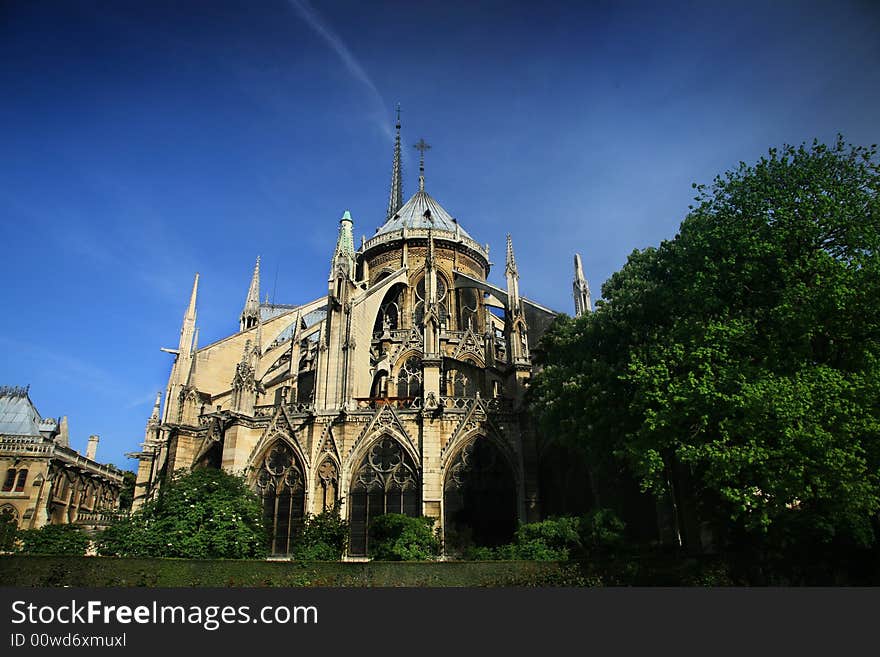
[
  {"x1": 96, "y1": 468, "x2": 267, "y2": 559},
  {"x1": 0, "y1": 507, "x2": 17, "y2": 551},
  {"x1": 16, "y1": 524, "x2": 90, "y2": 556},
  {"x1": 368, "y1": 514, "x2": 440, "y2": 561},
  {"x1": 292, "y1": 505, "x2": 349, "y2": 561},
  {"x1": 0, "y1": 556, "x2": 601, "y2": 587},
  {"x1": 467, "y1": 511, "x2": 625, "y2": 561},
  {"x1": 117, "y1": 471, "x2": 137, "y2": 511},
  {"x1": 530, "y1": 137, "x2": 880, "y2": 553},
  {"x1": 579, "y1": 509, "x2": 626, "y2": 549}
]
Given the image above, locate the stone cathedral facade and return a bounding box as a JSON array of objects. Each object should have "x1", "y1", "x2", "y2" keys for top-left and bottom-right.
[{"x1": 132, "y1": 117, "x2": 593, "y2": 556}]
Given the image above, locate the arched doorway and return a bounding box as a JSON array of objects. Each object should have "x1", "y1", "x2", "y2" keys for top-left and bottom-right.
[
  {"x1": 255, "y1": 442, "x2": 306, "y2": 555},
  {"x1": 444, "y1": 436, "x2": 517, "y2": 553},
  {"x1": 349, "y1": 436, "x2": 420, "y2": 556}
]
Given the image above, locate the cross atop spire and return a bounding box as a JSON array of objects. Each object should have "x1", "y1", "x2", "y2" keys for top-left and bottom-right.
[
  {"x1": 386, "y1": 104, "x2": 404, "y2": 221},
  {"x1": 414, "y1": 138, "x2": 431, "y2": 192}
]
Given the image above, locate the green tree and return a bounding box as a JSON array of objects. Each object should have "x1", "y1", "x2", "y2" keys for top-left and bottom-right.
[
  {"x1": 97, "y1": 468, "x2": 268, "y2": 559},
  {"x1": 531, "y1": 137, "x2": 880, "y2": 556}
]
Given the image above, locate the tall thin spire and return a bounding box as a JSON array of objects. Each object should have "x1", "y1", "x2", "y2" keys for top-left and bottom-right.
[
  {"x1": 505, "y1": 234, "x2": 521, "y2": 313},
  {"x1": 335, "y1": 210, "x2": 355, "y2": 260},
  {"x1": 149, "y1": 391, "x2": 162, "y2": 424},
  {"x1": 386, "y1": 104, "x2": 404, "y2": 221},
  {"x1": 414, "y1": 138, "x2": 431, "y2": 192},
  {"x1": 505, "y1": 234, "x2": 518, "y2": 277},
  {"x1": 178, "y1": 273, "x2": 199, "y2": 355},
  {"x1": 330, "y1": 210, "x2": 356, "y2": 288},
  {"x1": 240, "y1": 256, "x2": 261, "y2": 332},
  {"x1": 573, "y1": 253, "x2": 592, "y2": 316}
]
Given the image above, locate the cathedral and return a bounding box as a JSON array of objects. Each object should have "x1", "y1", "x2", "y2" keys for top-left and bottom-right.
[{"x1": 132, "y1": 113, "x2": 593, "y2": 556}]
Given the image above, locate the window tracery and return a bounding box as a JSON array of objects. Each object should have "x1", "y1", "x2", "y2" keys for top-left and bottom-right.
[
  {"x1": 315, "y1": 459, "x2": 338, "y2": 512},
  {"x1": 255, "y1": 442, "x2": 306, "y2": 555},
  {"x1": 349, "y1": 436, "x2": 420, "y2": 555},
  {"x1": 396, "y1": 356, "x2": 423, "y2": 398},
  {"x1": 413, "y1": 275, "x2": 448, "y2": 327}
]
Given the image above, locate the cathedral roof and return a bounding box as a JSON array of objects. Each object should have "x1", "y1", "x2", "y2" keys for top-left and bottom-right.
[{"x1": 373, "y1": 189, "x2": 472, "y2": 240}]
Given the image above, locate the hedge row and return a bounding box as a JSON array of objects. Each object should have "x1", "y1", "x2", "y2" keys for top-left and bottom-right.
[{"x1": 0, "y1": 555, "x2": 742, "y2": 587}]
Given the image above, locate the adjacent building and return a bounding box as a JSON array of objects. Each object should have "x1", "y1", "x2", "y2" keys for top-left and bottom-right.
[{"x1": 0, "y1": 386, "x2": 125, "y2": 529}]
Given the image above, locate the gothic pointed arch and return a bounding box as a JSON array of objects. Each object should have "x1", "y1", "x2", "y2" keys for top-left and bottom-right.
[
  {"x1": 394, "y1": 353, "x2": 423, "y2": 399},
  {"x1": 443, "y1": 433, "x2": 517, "y2": 553},
  {"x1": 348, "y1": 434, "x2": 421, "y2": 556},
  {"x1": 246, "y1": 405, "x2": 309, "y2": 473},
  {"x1": 314, "y1": 456, "x2": 339, "y2": 513},
  {"x1": 314, "y1": 423, "x2": 340, "y2": 464},
  {"x1": 372, "y1": 281, "x2": 406, "y2": 337},
  {"x1": 347, "y1": 404, "x2": 419, "y2": 469},
  {"x1": 254, "y1": 440, "x2": 307, "y2": 555},
  {"x1": 192, "y1": 418, "x2": 223, "y2": 469},
  {"x1": 413, "y1": 269, "x2": 450, "y2": 328},
  {"x1": 441, "y1": 397, "x2": 513, "y2": 472}
]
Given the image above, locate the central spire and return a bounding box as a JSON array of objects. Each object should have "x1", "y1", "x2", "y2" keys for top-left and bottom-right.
[
  {"x1": 414, "y1": 138, "x2": 431, "y2": 192},
  {"x1": 386, "y1": 104, "x2": 404, "y2": 221}
]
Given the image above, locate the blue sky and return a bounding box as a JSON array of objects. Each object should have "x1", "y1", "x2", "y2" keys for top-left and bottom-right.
[{"x1": 1, "y1": 0, "x2": 878, "y2": 469}]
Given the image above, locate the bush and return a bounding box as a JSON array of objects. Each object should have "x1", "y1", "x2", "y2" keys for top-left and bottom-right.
[
  {"x1": 465, "y1": 510, "x2": 626, "y2": 561},
  {"x1": 292, "y1": 506, "x2": 349, "y2": 561},
  {"x1": 17, "y1": 524, "x2": 90, "y2": 556},
  {"x1": 369, "y1": 514, "x2": 440, "y2": 561},
  {"x1": 578, "y1": 509, "x2": 626, "y2": 551},
  {"x1": 96, "y1": 468, "x2": 267, "y2": 559}
]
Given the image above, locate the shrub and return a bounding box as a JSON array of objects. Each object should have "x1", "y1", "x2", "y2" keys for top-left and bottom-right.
[
  {"x1": 464, "y1": 510, "x2": 626, "y2": 561},
  {"x1": 293, "y1": 506, "x2": 349, "y2": 561},
  {"x1": 96, "y1": 468, "x2": 268, "y2": 559},
  {"x1": 17, "y1": 524, "x2": 90, "y2": 556},
  {"x1": 578, "y1": 509, "x2": 626, "y2": 551},
  {"x1": 369, "y1": 514, "x2": 440, "y2": 561}
]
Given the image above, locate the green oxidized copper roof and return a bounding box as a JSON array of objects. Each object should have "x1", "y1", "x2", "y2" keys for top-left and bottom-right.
[{"x1": 335, "y1": 210, "x2": 355, "y2": 257}]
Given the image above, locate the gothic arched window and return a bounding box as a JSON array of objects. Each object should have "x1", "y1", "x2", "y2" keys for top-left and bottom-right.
[
  {"x1": 255, "y1": 442, "x2": 306, "y2": 555},
  {"x1": 413, "y1": 274, "x2": 448, "y2": 327},
  {"x1": 396, "y1": 356, "x2": 422, "y2": 399},
  {"x1": 444, "y1": 436, "x2": 517, "y2": 553},
  {"x1": 448, "y1": 369, "x2": 476, "y2": 397},
  {"x1": 2, "y1": 469, "x2": 14, "y2": 492},
  {"x1": 315, "y1": 459, "x2": 338, "y2": 513},
  {"x1": 457, "y1": 287, "x2": 480, "y2": 331},
  {"x1": 297, "y1": 352, "x2": 315, "y2": 404},
  {"x1": 349, "y1": 437, "x2": 420, "y2": 556},
  {"x1": 373, "y1": 284, "x2": 404, "y2": 337}
]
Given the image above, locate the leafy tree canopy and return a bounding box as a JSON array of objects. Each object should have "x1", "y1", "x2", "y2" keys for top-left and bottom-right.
[
  {"x1": 531, "y1": 137, "x2": 880, "y2": 549},
  {"x1": 98, "y1": 468, "x2": 267, "y2": 559}
]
